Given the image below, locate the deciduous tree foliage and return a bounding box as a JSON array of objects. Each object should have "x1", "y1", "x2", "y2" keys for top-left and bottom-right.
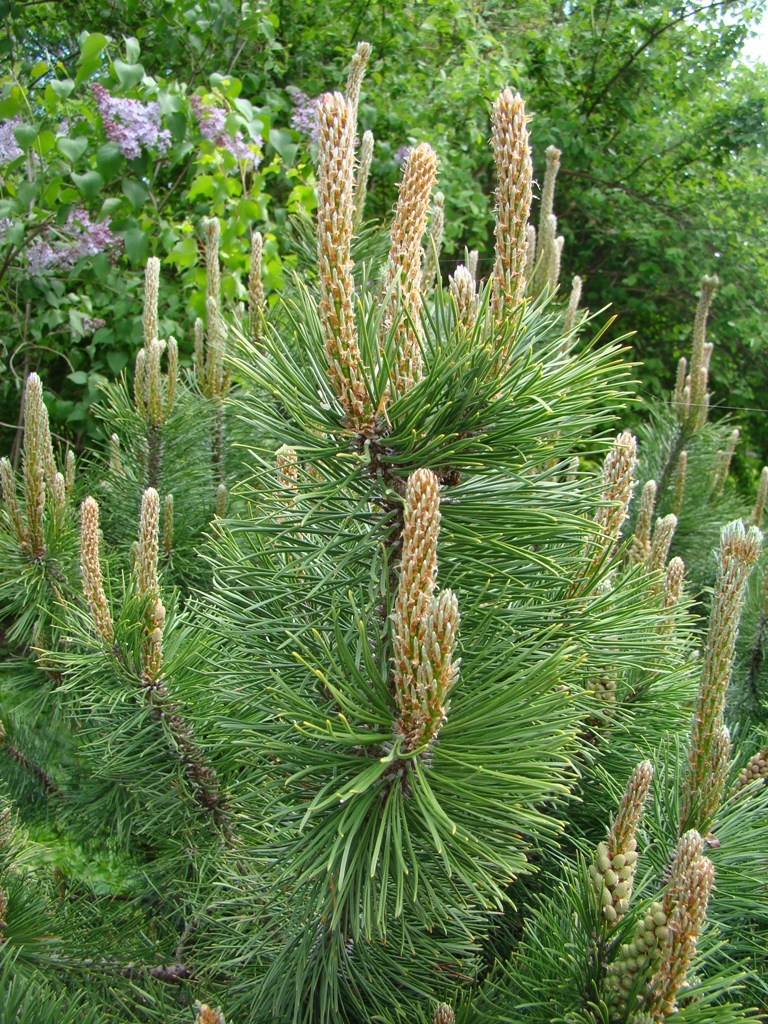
[{"x1": 1, "y1": 0, "x2": 766, "y2": 455}]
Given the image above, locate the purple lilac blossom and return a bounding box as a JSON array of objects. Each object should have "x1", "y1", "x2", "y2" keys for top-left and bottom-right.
[
  {"x1": 0, "y1": 218, "x2": 13, "y2": 243},
  {"x1": 289, "y1": 89, "x2": 320, "y2": 143},
  {"x1": 26, "y1": 207, "x2": 122, "y2": 275},
  {"x1": 190, "y1": 96, "x2": 261, "y2": 170},
  {"x1": 0, "y1": 117, "x2": 23, "y2": 163},
  {"x1": 82, "y1": 315, "x2": 107, "y2": 333},
  {"x1": 394, "y1": 145, "x2": 411, "y2": 168},
  {"x1": 92, "y1": 84, "x2": 171, "y2": 160}
]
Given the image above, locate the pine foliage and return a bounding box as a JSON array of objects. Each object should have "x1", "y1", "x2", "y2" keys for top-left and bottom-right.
[{"x1": 1, "y1": 44, "x2": 768, "y2": 1024}]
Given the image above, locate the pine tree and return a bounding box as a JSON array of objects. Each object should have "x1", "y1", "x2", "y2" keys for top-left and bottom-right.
[{"x1": 2, "y1": 44, "x2": 768, "y2": 1024}]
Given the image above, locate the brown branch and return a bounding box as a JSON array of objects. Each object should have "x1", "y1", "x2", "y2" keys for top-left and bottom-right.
[
  {"x1": 50, "y1": 953, "x2": 193, "y2": 983},
  {"x1": 1, "y1": 741, "x2": 62, "y2": 797}
]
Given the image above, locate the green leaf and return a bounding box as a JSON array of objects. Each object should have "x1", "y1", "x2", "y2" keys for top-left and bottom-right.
[
  {"x1": 76, "y1": 32, "x2": 109, "y2": 84},
  {"x1": 187, "y1": 175, "x2": 215, "y2": 200},
  {"x1": 269, "y1": 128, "x2": 296, "y2": 160},
  {"x1": 124, "y1": 36, "x2": 141, "y2": 64},
  {"x1": 106, "y1": 350, "x2": 129, "y2": 374},
  {"x1": 17, "y1": 181, "x2": 40, "y2": 206},
  {"x1": 78, "y1": 32, "x2": 109, "y2": 66},
  {"x1": 95, "y1": 142, "x2": 123, "y2": 177},
  {"x1": 50, "y1": 79, "x2": 75, "y2": 99},
  {"x1": 42, "y1": 178, "x2": 62, "y2": 205},
  {"x1": 13, "y1": 123, "x2": 39, "y2": 151},
  {"x1": 165, "y1": 235, "x2": 198, "y2": 268},
  {"x1": 71, "y1": 170, "x2": 104, "y2": 200},
  {"x1": 58, "y1": 136, "x2": 89, "y2": 163},
  {"x1": 112, "y1": 59, "x2": 144, "y2": 89},
  {"x1": 121, "y1": 226, "x2": 148, "y2": 264},
  {"x1": 0, "y1": 95, "x2": 22, "y2": 119},
  {"x1": 67, "y1": 371, "x2": 89, "y2": 385},
  {"x1": 5, "y1": 222, "x2": 25, "y2": 247},
  {"x1": 101, "y1": 197, "x2": 124, "y2": 217},
  {"x1": 121, "y1": 177, "x2": 148, "y2": 211},
  {"x1": 36, "y1": 130, "x2": 56, "y2": 156}
]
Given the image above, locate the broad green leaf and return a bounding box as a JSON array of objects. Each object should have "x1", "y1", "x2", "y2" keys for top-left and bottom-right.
[
  {"x1": 12, "y1": 122, "x2": 39, "y2": 151},
  {"x1": 121, "y1": 177, "x2": 148, "y2": 211},
  {"x1": 71, "y1": 170, "x2": 104, "y2": 200},
  {"x1": 106, "y1": 350, "x2": 129, "y2": 374},
  {"x1": 58, "y1": 136, "x2": 89, "y2": 163},
  {"x1": 76, "y1": 32, "x2": 109, "y2": 84},
  {"x1": 42, "y1": 178, "x2": 62, "y2": 205},
  {"x1": 165, "y1": 235, "x2": 198, "y2": 268},
  {"x1": 5, "y1": 222, "x2": 24, "y2": 247},
  {"x1": 121, "y1": 226, "x2": 148, "y2": 264},
  {"x1": 17, "y1": 181, "x2": 39, "y2": 206},
  {"x1": 188, "y1": 174, "x2": 215, "y2": 200},
  {"x1": 50, "y1": 78, "x2": 75, "y2": 99},
  {"x1": 35, "y1": 130, "x2": 56, "y2": 156},
  {"x1": 112, "y1": 59, "x2": 144, "y2": 89},
  {"x1": 95, "y1": 142, "x2": 123, "y2": 177},
  {"x1": 78, "y1": 32, "x2": 109, "y2": 66},
  {"x1": 124, "y1": 36, "x2": 141, "y2": 64},
  {"x1": 0, "y1": 95, "x2": 22, "y2": 119},
  {"x1": 268, "y1": 127, "x2": 296, "y2": 160}
]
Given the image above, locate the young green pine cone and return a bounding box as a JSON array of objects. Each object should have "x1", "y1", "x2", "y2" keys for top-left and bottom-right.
[
  {"x1": 605, "y1": 900, "x2": 668, "y2": 1008},
  {"x1": 648, "y1": 514, "x2": 677, "y2": 574},
  {"x1": 449, "y1": 264, "x2": 478, "y2": 336},
  {"x1": 590, "y1": 761, "x2": 653, "y2": 925},
  {"x1": 393, "y1": 469, "x2": 460, "y2": 752},
  {"x1": 1, "y1": 457, "x2": 27, "y2": 548},
  {"x1": 732, "y1": 745, "x2": 768, "y2": 794},
  {"x1": 593, "y1": 673, "x2": 617, "y2": 702},
  {"x1": 681, "y1": 521, "x2": 761, "y2": 832},
  {"x1": 572, "y1": 431, "x2": 637, "y2": 595},
  {"x1": 433, "y1": 1004, "x2": 455, "y2": 1024}
]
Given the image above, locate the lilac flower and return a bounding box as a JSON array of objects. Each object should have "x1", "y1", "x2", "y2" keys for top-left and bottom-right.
[
  {"x1": 26, "y1": 207, "x2": 122, "y2": 275},
  {"x1": 190, "y1": 95, "x2": 261, "y2": 170},
  {"x1": 92, "y1": 84, "x2": 171, "y2": 160},
  {"x1": 289, "y1": 89, "x2": 320, "y2": 143},
  {"x1": 0, "y1": 117, "x2": 23, "y2": 163},
  {"x1": 0, "y1": 217, "x2": 13, "y2": 244},
  {"x1": 82, "y1": 315, "x2": 106, "y2": 334},
  {"x1": 394, "y1": 145, "x2": 411, "y2": 168}
]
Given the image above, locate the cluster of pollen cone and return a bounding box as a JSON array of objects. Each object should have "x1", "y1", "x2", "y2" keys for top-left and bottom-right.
[{"x1": 310, "y1": 43, "x2": 552, "y2": 754}]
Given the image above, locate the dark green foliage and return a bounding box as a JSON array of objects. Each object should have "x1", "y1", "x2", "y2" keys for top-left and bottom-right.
[{"x1": 1, "y1": 39, "x2": 768, "y2": 1024}]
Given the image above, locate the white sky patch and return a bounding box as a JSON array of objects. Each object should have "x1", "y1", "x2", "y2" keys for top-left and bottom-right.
[{"x1": 742, "y1": 9, "x2": 768, "y2": 62}]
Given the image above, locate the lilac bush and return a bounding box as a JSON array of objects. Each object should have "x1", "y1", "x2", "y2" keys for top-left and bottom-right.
[
  {"x1": 26, "y1": 208, "x2": 122, "y2": 276},
  {"x1": 92, "y1": 83, "x2": 171, "y2": 159},
  {"x1": 190, "y1": 95, "x2": 261, "y2": 169},
  {"x1": 81, "y1": 315, "x2": 107, "y2": 334},
  {"x1": 289, "y1": 88, "x2": 321, "y2": 142},
  {"x1": 0, "y1": 117, "x2": 22, "y2": 164},
  {"x1": 0, "y1": 30, "x2": 313, "y2": 442}
]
